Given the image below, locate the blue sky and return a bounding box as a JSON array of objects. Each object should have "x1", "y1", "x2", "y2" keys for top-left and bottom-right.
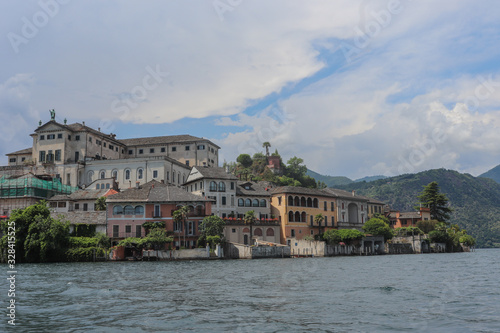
[{"x1": 1, "y1": 0, "x2": 500, "y2": 179}]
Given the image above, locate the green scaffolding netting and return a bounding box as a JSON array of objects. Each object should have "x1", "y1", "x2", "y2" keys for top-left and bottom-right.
[{"x1": 0, "y1": 175, "x2": 78, "y2": 199}]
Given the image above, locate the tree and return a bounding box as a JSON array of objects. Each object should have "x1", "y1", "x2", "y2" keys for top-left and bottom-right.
[
  {"x1": 262, "y1": 142, "x2": 271, "y2": 157},
  {"x1": 337, "y1": 229, "x2": 364, "y2": 245},
  {"x1": 172, "y1": 206, "x2": 189, "y2": 248},
  {"x1": 0, "y1": 201, "x2": 70, "y2": 263},
  {"x1": 362, "y1": 218, "x2": 393, "y2": 241},
  {"x1": 459, "y1": 234, "x2": 476, "y2": 247},
  {"x1": 314, "y1": 214, "x2": 324, "y2": 233},
  {"x1": 141, "y1": 228, "x2": 173, "y2": 253},
  {"x1": 237, "y1": 154, "x2": 253, "y2": 168},
  {"x1": 199, "y1": 215, "x2": 226, "y2": 239},
  {"x1": 416, "y1": 219, "x2": 439, "y2": 234},
  {"x1": 323, "y1": 229, "x2": 341, "y2": 245},
  {"x1": 416, "y1": 181, "x2": 452, "y2": 222},
  {"x1": 285, "y1": 156, "x2": 307, "y2": 180},
  {"x1": 95, "y1": 196, "x2": 107, "y2": 211},
  {"x1": 244, "y1": 210, "x2": 257, "y2": 245}
]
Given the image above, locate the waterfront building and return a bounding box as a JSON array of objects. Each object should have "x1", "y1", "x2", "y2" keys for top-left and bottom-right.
[
  {"x1": 3, "y1": 111, "x2": 219, "y2": 190},
  {"x1": 184, "y1": 166, "x2": 238, "y2": 218},
  {"x1": 270, "y1": 186, "x2": 338, "y2": 245},
  {"x1": 106, "y1": 180, "x2": 212, "y2": 249},
  {"x1": 323, "y1": 188, "x2": 369, "y2": 229},
  {"x1": 387, "y1": 207, "x2": 431, "y2": 228}
]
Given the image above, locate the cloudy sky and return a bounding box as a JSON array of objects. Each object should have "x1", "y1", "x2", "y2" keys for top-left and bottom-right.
[{"x1": 1, "y1": 0, "x2": 500, "y2": 179}]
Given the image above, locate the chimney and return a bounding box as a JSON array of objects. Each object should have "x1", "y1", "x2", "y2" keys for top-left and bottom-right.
[
  {"x1": 135, "y1": 181, "x2": 140, "y2": 189},
  {"x1": 98, "y1": 127, "x2": 101, "y2": 132},
  {"x1": 82, "y1": 121, "x2": 85, "y2": 126},
  {"x1": 352, "y1": 190, "x2": 355, "y2": 197}
]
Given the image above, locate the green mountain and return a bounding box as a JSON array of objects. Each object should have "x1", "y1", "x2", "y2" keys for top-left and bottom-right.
[
  {"x1": 479, "y1": 164, "x2": 500, "y2": 184},
  {"x1": 306, "y1": 169, "x2": 353, "y2": 187},
  {"x1": 336, "y1": 168, "x2": 500, "y2": 248},
  {"x1": 354, "y1": 175, "x2": 387, "y2": 183}
]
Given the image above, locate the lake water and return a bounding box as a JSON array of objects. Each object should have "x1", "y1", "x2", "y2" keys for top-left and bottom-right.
[{"x1": 2, "y1": 249, "x2": 500, "y2": 332}]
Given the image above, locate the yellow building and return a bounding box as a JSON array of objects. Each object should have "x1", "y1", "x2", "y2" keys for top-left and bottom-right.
[{"x1": 270, "y1": 186, "x2": 338, "y2": 245}]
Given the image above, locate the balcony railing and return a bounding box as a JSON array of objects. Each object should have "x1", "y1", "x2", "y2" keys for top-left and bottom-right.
[{"x1": 222, "y1": 217, "x2": 280, "y2": 226}]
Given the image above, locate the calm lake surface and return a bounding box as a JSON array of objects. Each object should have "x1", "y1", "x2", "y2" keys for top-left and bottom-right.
[{"x1": 2, "y1": 249, "x2": 500, "y2": 332}]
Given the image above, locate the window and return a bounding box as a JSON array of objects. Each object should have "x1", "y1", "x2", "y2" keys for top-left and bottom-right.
[
  {"x1": 128, "y1": 150, "x2": 133, "y2": 155},
  {"x1": 68, "y1": 135, "x2": 71, "y2": 141},
  {"x1": 96, "y1": 140, "x2": 101, "y2": 145},
  {"x1": 47, "y1": 134, "x2": 55, "y2": 140},
  {"x1": 221, "y1": 196, "x2": 226, "y2": 206},
  {"x1": 324, "y1": 201, "x2": 327, "y2": 211},
  {"x1": 260, "y1": 199, "x2": 266, "y2": 207},
  {"x1": 9, "y1": 158, "x2": 16, "y2": 163},
  {"x1": 153, "y1": 170, "x2": 158, "y2": 178},
  {"x1": 231, "y1": 182, "x2": 235, "y2": 190},
  {"x1": 134, "y1": 206, "x2": 144, "y2": 215},
  {"x1": 57, "y1": 133, "x2": 62, "y2": 139},
  {"x1": 46, "y1": 150, "x2": 54, "y2": 162},
  {"x1": 311, "y1": 230, "x2": 314, "y2": 235},
  {"x1": 137, "y1": 168, "x2": 143, "y2": 179},
  {"x1": 291, "y1": 229, "x2": 296, "y2": 237},
  {"x1": 125, "y1": 169, "x2": 130, "y2": 180},
  {"x1": 125, "y1": 225, "x2": 132, "y2": 233},
  {"x1": 209, "y1": 181, "x2": 217, "y2": 191},
  {"x1": 331, "y1": 202, "x2": 334, "y2": 211},
  {"x1": 161, "y1": 147, "x2": 166, "y2": 153},
  {"x1": 150, "y1": 148, "x2": 154, "y2": 153},
  {"x1": 278, "y1": 196, "x2": 282, "y2": 205},
  {"x1": 154, "y1": 205, "x2": 161, "y2": 217},
  {"x1": 172, "y1": 147, "x2": 177, "y2": 152},
  {"x1": 186, "y1": 160, "x2": 190, "y2": 166},
  {"x1": 197, "y1": 144, "x2": 205, "y2": 150},
  {"x1": 245, "y1": 199, "x2": 251, "y2": 207},
  {"x1": 252, "y1": 199, "x2": 259, "y2": 207},
  {"x1": 185, "y1": 145, "x2": 190, "y2": 151},
  {"x1": 112, "y1": 170, "x2": 118, "y2": 179},
  {"x1": 113, "y1": 225, "x2": 119, "y2": 238},
  {"x1": 109, "y1": 144, "x2": 114, "y2": 150},
  {"x1": 40, "y1": 135, "x2": 45, "y2": 140},
  {"x1": 218, "y1": 182, "x2": 225, "y2": 192},
  {"x1": 136, "y1": 225, "x2": 142, "y2": 238},
  {"x1": 232, "y1": 228, "x2": 236, "y2": 233},
  {"x1": 75, "y1": 135, "x2": 80, "y2": 141},
  {"x1": 124, "y1": 205, "x2": 134, "y2": 215},
  {"x1": 89, "y1": 137, "x2": 92, "y2": 143},
  {"x1": 21, "y1": 157, "x2": 25, "y2": 162},
  {"x1": 106, "y1": 183, "x2": 110, "y2": 189},
  {"x1": 331, "y1": 216, "x2": 335, "y2": 225},
  {"x1": 103, "y1": 142, "x2": 106, "y2": 148},
  {"x1": 83, "y1": 203, "x2": 88, "y2": 211},
  {"x1": 138, "y1": 149, "x2": 143, "y2": 154},
  {"x1": 100, "y1": 171, "x2": 105, "y2": 179},
  {"x1": 96, "y1": 184, "x2": 100, "y2": 189},
  {"x1": 75, "y1": 203, "x2": 80, "y2": 210},
  {"x1": 238, "y1": 198, "x2": 244, "y2": 207}
]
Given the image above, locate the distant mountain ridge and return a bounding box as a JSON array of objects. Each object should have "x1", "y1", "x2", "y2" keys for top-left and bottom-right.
[
  {"x1": 479, "y1": 164, "x2": 500, "y2": 184},
  {"x1": 306, "y1": 169, "x2": 386, "y2": 187},
  {"x1": 334, "y1": 168, "x2": 500, "y2": 248}
]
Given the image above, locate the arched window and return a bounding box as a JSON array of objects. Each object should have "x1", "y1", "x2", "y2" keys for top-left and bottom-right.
[
  {"x1": 260, "y1": 199, "x2": 266, "y2": 207},
  {"x1": 288, "y1": 211, "x2": 294, "y2": 222},
  {"x1": 135, "y1": 206, "x2": 144, "y2": 215},
  {"x1": 137, "y1": 168, "x2": 143, "y2": 180},
  {"x1": 173, "y1": 171, "x2": 176, "y2": 183},
  {"x1": 124, "y1": 205, "x2": 134, "y2": 215},
  {"x1": 288, "y1": 196, "x2": 294, "y2": 206},
  {"x1": 125, "y1": 169, "x2": 130, "y2": 180},
  {"x1": 294, "y1": 196, "x2": 300, "y2": 206},
  {"x1": 96, "y1": 184, "x2": 100, "y2": 189},
  {"x1": 209, "y1": 181, "x2": 217, "y2": 191},
  {"x1": 300, "y1": 197, "x2": 306, "y2": 207},
  {"x1": 245, "y1": 199, "x2": 252, "y2": 207},
  {"x1": 254, "y1": 228, "x2": 263, "y2": 236},
  {"x1": 301, "y1": 212, "x2": 306, "y2": 223},
  {"x1": 295, "y1": 211, "x2": 301, "y2": 222},
  {"x1": 113, "y1": 205, "x2": 123, "y2": 215},
  {"x1": 307, "y1": 197, "x2": 312, "y2": 207},
  {"x1": 238, "y1": 198, "x2": 244, "y2": 207},
  {"x1": 100, "y1": 171, "x2": 106, "y2": 179},
  {"x1": 266, "y1": 228, "x2": 275, "y2": 236},
  {"x1": 313, "y1": 198, "x2": 319, "y2": 208},
  {"x1": 252, "y1": 199, "x2": 259, "y2": 207},
  {"x1": 112, "y1": 170, "x2": 118, "y2": 179},
  {"x1": 218, "y1": 182, "x2": 226, "y2": 192},
  {"x1": 243, "y1": 227, "x2": 250, "y2": 233}
]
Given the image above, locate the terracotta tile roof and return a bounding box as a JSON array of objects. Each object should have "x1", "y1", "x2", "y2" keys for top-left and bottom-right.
[
  {"x1": 50, "y1": 188, "x2": 115, "y2": 201},
  {"x1": 50, "y1": 211, "x2": 106, "y2": 225},
  {"x1": 271, "y1": 186, "x2": 337, "y2": 198},
  {"x1": 106, "y1": 180, "x2": 211, "y2": 203},
  {"x1": 236, "y1": 181, "x2": 273, "y2": 196},
  {"x1": 6, "y1": 147, "x2": 32, "y2": 155},
  {"x1": 185, "y1": 167, "x2": 238, "y2": 182},
  {"x1": 119, "y1": 135, "x2": 220, "y2": 148}
]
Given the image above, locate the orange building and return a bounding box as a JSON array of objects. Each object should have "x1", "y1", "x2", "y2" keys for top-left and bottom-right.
[
  {"x1": 270, "y1": 186, "x2": 338, "y2": 245},
  {"x1": 387, "y1": 207, "x2": 431, "y2": 228}
]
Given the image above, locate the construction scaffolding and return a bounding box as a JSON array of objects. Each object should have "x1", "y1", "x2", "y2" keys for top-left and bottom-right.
[{"x1": 0, "y1": 173, "x2": 78, "y2": 216}]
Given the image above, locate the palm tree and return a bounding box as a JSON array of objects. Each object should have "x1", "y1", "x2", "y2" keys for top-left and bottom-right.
[
  {"x1": 244, "y1": 210, "x2": 257, "y2": 246},
  {"x1": 314, "y1": 213, "x2": 324, "y2": 235},
  {"x1": 177, "y1": 205, "x2": 190, "y2": 248},
  {"x1": 262, "y1": 142, "x2": 271, "y2": 157},
  {"x1": 172, "y1": 210, "x2": 183, "y2": 249}
]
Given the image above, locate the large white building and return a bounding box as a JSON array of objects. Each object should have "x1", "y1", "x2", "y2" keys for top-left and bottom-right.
[{"x1": 3, "y1": 112, "x2": 220, "y2": 190}]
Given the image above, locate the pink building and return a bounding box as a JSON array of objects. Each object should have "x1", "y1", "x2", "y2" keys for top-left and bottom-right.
[{"x1": 106, "y1": 180, "x2": 212, "y2": 250}]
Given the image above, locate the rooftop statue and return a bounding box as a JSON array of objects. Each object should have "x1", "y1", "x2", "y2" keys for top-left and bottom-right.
[{"x1": 50, "y1": 109, "x2": 55, "y2": 120}]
